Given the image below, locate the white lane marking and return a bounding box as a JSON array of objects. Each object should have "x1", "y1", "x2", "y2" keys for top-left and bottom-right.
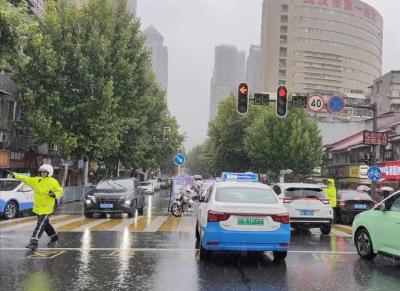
[
  {"x1": 51, "y1": 216, "x2": 87, "y2": 228},
  {"x1": 143, "y1": 216, "x2": 168, "y2": 232},
  {"x1": 0, "y1": 248, "x2": 358, "y2": 254},
  {"x1": 0, "y1": 215, "x2": 69, "y2": 231},
  {"x1": 108, "y1": 218, "x2": 138, "y2": 231},
  {"x1": 72, "y1": 219, "x2": 112, "y2": 232},
  {"x1": 177, "y1": 216, "x2": 196, "y2": 232},
  {"x1": 0, "y1": 216, "x2": 35, "y2": 226}
]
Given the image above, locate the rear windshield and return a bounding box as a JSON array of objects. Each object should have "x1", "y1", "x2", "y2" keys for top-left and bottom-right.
[
  {"x1": 215, "y1": 187, "x2": 278, "y2": 204},
  {"x1": 0, "y1": 181, "x2": 20, "y2": 191},
  {"x1": 338, "y1": 191, "x2": 372, "y2": 200},
  {"x1": 284, "y1": 187, "x2": 326, "y2": 198}
]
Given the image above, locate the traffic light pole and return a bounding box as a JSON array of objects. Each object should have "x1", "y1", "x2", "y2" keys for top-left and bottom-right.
[{"x1": 345, "y1": 103, "x2": 378, "y2": 197}]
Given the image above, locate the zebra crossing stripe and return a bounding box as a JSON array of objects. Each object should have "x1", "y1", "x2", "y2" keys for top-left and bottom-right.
[
  {"x1": 57, "y1": 218, "x2": 94, "y2": 231},
  {"x1": 90, "y1": 218, "x2": 124, "y2": 231},
  {"x1": 128, "y1": 216, "x2": 158, "y2": 231},
  {"x1": 158, "y1": 216, "x2": 181, "y2": 232},
  {"x1": 0, "y1": 216, "x2": 37, "y2": 227},
  {"x1": 73, "y1": 219, "x2": 114, "y2": 232},
  {"x1": 144, "y1": 216, "x2": 169, "y2": 232}
]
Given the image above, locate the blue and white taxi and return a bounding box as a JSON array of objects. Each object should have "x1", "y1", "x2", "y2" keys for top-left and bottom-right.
[
  {"x1": 0, "y1": 178, "x2": 34, "y2": 219},
  {"x1": 196, "y1": 173, "x2": 291, "y2": 260}
]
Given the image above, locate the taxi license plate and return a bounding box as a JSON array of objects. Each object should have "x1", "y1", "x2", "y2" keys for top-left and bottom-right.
[
  {"x1": 300, "y1": 210, "x2": 314, "y2": 216},
  {"x1": 354, "y1": 204, "x2": 366, "y2": 209},
  {"x1": 100, "y1": 203, "x2": 113, "y2": 209},
  {"x1": 237, "y1": 217, "x2": 264, "y2": 226}
]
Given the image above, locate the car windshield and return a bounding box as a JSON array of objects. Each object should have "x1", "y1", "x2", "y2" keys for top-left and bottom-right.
[
  {"x1": 96, "y1": 180, "x2": 130, "y2": 190},
  {"x1": 0, "y1": 181, "x2": 20, "y2": 191},
  {"x1": 284, "y1": 187, "x2": 326, "y2": 198},
  {"x1": 215, "y1": 187, "x2": 278, "y2": 204},
  {"x1": 140, "y1": 182, "x2": 150, "y2": 186},
  {"x1": 338, "y1": 191, "x2": 372, "y2": 200}
]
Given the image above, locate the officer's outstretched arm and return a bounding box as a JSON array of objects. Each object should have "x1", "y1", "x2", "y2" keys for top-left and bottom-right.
[{"x1": 13, "y1": 173, "x2": 38, "y2": 187}]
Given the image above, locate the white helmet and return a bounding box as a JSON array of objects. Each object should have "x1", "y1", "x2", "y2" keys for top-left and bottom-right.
[{"x1": 38, "y1": 164, "x2": 54, "y2": 177}]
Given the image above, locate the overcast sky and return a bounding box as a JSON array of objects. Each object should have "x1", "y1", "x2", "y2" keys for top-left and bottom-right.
[{"x1": 138, "y1": 0, "x2": 400, "y2": 150}]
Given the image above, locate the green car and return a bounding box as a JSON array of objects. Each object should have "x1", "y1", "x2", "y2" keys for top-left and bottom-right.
[{"x1": 353, "y1": 191, "x2": 400, "y2": 259}]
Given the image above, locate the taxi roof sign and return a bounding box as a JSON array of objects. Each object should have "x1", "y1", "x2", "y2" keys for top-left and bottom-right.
[{"x1": 221, "y1": 172, "x2": 258, "y2": 182}]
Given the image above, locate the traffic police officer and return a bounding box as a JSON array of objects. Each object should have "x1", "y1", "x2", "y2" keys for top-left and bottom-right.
[{"x1": 12, "y1": 164, "x2": 63, "y2": 250}]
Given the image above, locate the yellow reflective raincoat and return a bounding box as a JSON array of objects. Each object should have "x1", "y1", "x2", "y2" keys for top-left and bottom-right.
[
  {"x1": 324, "y1": 178, "x2": 337, "y2": 207},
  {"x1": 14, "y1": 174, "x2": 63, "y2": 215}
]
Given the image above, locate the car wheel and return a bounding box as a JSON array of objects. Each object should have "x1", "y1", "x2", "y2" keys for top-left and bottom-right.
[
  {"x1": 84, "y1": 211, "x2": 93, "y2": 218},
  {"x1": 195, "y1": 221, "x2": 200, "y2": 241},
  {"x1": 273, "y1": 251, "x2": 287, "y2": 261},
  {"x1": 199, "y1": 238, "x2": 209, "y2": 261},
  {"x1": 320, "y1": 224, "x2": 331, "y2": 235},
  {"x1": 355, "y1": 228, "x2": 376, "y2": 260},
  {"x1": 3, "y1": 201, "x2": 19, "y2": 220}
]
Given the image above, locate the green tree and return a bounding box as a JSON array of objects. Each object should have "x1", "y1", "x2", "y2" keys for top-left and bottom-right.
[
  {"x1": 244, "y1": 108, "x2": 322, "y2": 176},
  {"x1": 0, "y1": 0, "x2": 35, "y2": 68},
  {"x1": 186, "y1": 139, "x2": 214, "y2": 177},
  {"x1": 208, "y1": 96, "x2": 261, "y2": 173}
]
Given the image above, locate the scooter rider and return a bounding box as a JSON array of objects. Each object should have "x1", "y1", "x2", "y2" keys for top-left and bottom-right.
[{"x1": 10, "y1": 164, "x2": 63, "y2": 250}]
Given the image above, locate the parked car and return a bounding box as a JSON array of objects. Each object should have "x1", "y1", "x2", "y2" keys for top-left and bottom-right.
[
  {"x1": 273, "y1": 183, "x2": 333, "y2": 234},
  {"x1": 84, "y1": 178, "x2": 145, "y2": 218},
  {"x1": 0, "y1": 178, "x2": 34, "y2": 219},
  {"x1": 353, "y1": 191, "x2": 400, "y2": 260},
  {"x1": 159, "y1": 178, "x2": 167, "y2": 189},
  {"x1": 336, "y1": 190, "x2": 375, "y2": 224},
  {"x1": 139, "y1": 181, "x2": 155, "y2": 194}
]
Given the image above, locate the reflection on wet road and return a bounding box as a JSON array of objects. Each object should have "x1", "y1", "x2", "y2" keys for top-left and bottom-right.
[{"x1": 0, "y1": 190, "x2": 399, "y2": 290}]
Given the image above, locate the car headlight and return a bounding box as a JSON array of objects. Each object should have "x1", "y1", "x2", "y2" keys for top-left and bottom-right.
[
  {"x1": 124, "y1": 200, "x2": 131, "y2": 205},
  {"x1": 85, "y1": 199, "x2": 92, "y2": 204}
]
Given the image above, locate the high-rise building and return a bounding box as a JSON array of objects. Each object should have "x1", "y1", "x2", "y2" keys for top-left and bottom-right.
[
  {"x1": 209, "y1": 44, "x2": 246, "y2": 120},
  {"x1": 75, "y1": 0, "x2": 137, "y2": 16},
  {"x1": 261, "y1": 0, "x2": 383, "y2": 96},
  {"x1": 370, "y1": 71, "x2": 400, "y2": 115},
  {"x1": 143, "y1": 26, "x2": 168, "y2": 92},
  {"x1": 246, "y1": 45, "x2": 262, "y2": 94}
]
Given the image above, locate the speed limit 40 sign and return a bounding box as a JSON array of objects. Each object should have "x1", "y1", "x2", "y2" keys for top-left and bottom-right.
[{"x1": 307, "y1": 94, "x2": 324, "y2": 113}]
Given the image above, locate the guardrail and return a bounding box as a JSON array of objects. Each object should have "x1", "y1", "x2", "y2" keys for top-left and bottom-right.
[{"x1": 61, "y1": 186, "x2": 91, "y2": 203}]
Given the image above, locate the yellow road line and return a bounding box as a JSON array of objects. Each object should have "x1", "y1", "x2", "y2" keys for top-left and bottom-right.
[
  {"x1": 0, "y1": 217, "x2": 37, "y2": 228},
  {"x1": 333, "y1": 225, "x2": 352, "y2": 235},
  {"x1": 58, "y1": 218, "x2": 94, "y2": 231},
  {"x1": 159, "y1": 216, "x2": 182, "y2": 232},
  {"x1": 90, "y1": 219, "x2": 124, "y2": 231},
  {"x1": 50, "y1": 215, "x2": 79, "y2": 225},
  {"x1": 128, "y1": 216, "x2": 157, "y2": 231}
]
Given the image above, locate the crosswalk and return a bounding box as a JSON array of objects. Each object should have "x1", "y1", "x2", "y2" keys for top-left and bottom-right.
[{"x1": 0, "y1": 215, "x2": 353, "y2": 236}]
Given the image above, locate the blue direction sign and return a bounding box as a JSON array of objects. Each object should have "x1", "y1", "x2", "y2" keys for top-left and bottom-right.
[
  {"x1": 327, "y1": 95, "x2": 345, "y2": 113},
  {"x1": 174, "y1": 154, "x2": 185, "y2": 166},
  {"x1": 221, "y1": 172, "x2": 258, "y2": 182},
  {"x1": 367, "y1": 166, "x2": 381, "y2": 181}
]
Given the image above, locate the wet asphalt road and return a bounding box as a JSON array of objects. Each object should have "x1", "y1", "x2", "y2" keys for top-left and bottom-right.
[{"x1": 1, "y1": 190, "x2": 399, "y2": 291}]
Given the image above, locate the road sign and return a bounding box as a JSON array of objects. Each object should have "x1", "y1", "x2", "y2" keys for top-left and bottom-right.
[
  {"x1": 363, "y1": 131, "x2": 389, "y2": 145},
  {"x1": 367, "y1": 166, "x2": 381, "y2": 181},
  {"x1": 254, "y1": 93, "x2": 269, "y2": 105},
  {"x1": 292, "y1": 95, "x2": 308, "y2": 108},
  {"x1": 174, "y1": 154, "x2": 185, "y2": 166},
  {"x1": 327, "y1": 95, "x2": 345, "y2": 113},
  {"x1": 307, "y1": 94, "x2": 324, "y2": 112},
  {"x1": 221, "y1": 172, "x2": 258, "y2": 182}
]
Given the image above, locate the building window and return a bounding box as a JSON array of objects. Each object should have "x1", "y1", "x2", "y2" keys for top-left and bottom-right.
[
  {"x1": 279, "y1": 80, "x2": 286, "y2": 86},
  {"x1": 281, "y1": 15, "x2": 288, "y2": 23},
  {"x1": 279, "y1": 70, "x2": 287, "y2": 79},
  {"x1": 280, "y1": 35, "x2": 288, "y2": 44},
  {"x1": 281, "y1": 4, "x2": 289, "y2": 13},
  {"x1": 279, "y1": 59, "x2": 287, "y2": 69},
  {"x1": 280, "y1": 25, "x2": 288, "y2": 34},
  {"x1": 280, "y1": 47, "x2": 287, "y2": 57},
  {"x1": 8, "y1": 101, "x2": 15, "y2": 120}
]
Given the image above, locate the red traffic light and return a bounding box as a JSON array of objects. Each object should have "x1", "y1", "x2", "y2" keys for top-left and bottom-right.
[{"x1": 278, "y1": 86, "x2": 287, "y2": 98}]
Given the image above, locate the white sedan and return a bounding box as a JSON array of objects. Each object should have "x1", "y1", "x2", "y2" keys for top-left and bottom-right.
[
  {"x1": 0, "y1": 178, "x2": 34, "y2": 219},
  {"x1": 273, "y1": 183, "x2": 333, "y2": 234},
  {"x1": 196, "y1": 179, "x2": 291, "y2": 260}
]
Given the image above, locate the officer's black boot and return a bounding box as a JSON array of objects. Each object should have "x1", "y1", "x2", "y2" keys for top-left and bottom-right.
[{"x1": 25, "y1": 239, "x2": 38, "y2": 251}]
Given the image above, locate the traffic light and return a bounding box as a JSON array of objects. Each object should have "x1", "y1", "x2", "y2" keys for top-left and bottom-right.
[
  {"x1": 276, "y1": 86, "x2": 288, "y2": 118},
  {"x1": 237, "y1": 83, "x2": 249, "y2": 115},
  {"x1": 364, "y1": 153, "x2": 371, "y2": 166}
]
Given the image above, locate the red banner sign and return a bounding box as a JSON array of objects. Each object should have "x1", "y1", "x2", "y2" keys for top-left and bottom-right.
[
  {"x1": 363, "y1": 131, "x2": 388, "y2": 145},
  {"x1": 377, "y1": 161, "x2": 400, "y2": 180}
]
